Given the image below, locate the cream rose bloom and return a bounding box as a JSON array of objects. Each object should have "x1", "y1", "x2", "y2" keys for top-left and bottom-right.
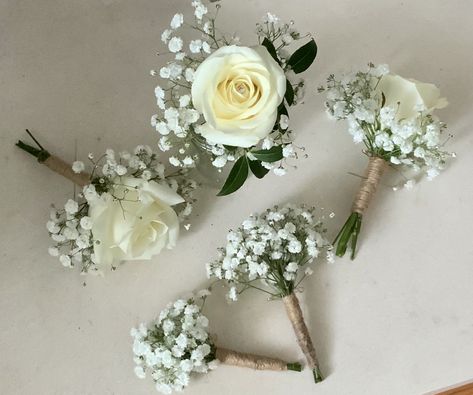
[
  {"x1": 376, "y1": 74, "x2": 448, "y2": 120},
  {"x1": 87, "y1": 177, "x2": 184, "y2": 268},
  {"x1": 191, "y1": 45, "x2": 286, "y2": 147}
]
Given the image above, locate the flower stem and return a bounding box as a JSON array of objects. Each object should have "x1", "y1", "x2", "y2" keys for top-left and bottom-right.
[
  {"x1": 16, "y1": 129, "x2": 51, "y2": 162},
  {"x1": 286, "y1": 362, "x2": 302, "y2": 372},
  {"x1": 215, "y1": 347, "x2": 300, "y2": 372},
  {"x1": 333, "y1": 212, "x2": 363, "y2": 259},
  {"x1": 313, "y1": 366, "x2": 324, "y2": 383},
  {"x1": 16, "y1": 129, "x2": 90, "y2": 187},
  {"x1": 283, "y1": 292, "x2": 323, "y2": 383}
]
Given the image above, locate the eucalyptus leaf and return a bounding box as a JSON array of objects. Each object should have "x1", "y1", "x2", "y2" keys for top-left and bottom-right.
[
  {"x1": 251, "y1": 146, "x2": 283, "y2": 162},
  {"x1": 287, "y1": 38, "x2": 317, "y2": 74},
  {"x1": 217, "y1": 156, "x2": 249, "y2": 196}
]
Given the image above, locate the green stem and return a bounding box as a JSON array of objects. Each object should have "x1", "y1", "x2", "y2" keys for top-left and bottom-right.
[
  {"x1": 16, "y1": 130, "x2": 50, "y2": 162},
  {"x1": 313, "y1": 366, "x2": 324, "y2": 383},
  {"x1": 333, "y1": 212, "x2": 363, "y2": 260},
  {"x1": 286, "y1": 362, "x2": 302, "y2": 372}
]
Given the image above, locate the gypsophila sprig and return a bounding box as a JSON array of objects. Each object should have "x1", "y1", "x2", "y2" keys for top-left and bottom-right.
[
  {"x1": 131, "y1": 290, "x2": 302, "y2": 394},
  {"x1": 16, "y1": 132, "x2": 197, "y2": 274},
  {"x1": 319, "y1": 63, "x2": 454, "y2": 182},
  {"x1": 131, "y1": 292, "x2": 216, "y2": 394},
  {"x1": 206, "y1": 203, "x2": 333, "y2": 300},
  {"x1": 151, "y1": 1, "x2": 318, "y2": 195},
  {"x1": 206, "y1": 203, "x2": 333, "y2": 383},
  {"x1": 319, "y1": 63, "x2": 455, "y2": 259}
]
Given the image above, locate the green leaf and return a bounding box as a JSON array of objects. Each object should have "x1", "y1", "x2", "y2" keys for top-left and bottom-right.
[
  {"x1": 217, "y1": 156, "x2": 249, "y2": 196},
  {"x1": 251, "y1": 146, "x2": 283, "y2": 163},
  {"x1": 285, "y1": 80, "x2": 294, "y2": 106},
  {"x1": 287, "y1": 38, "x2": 317, "y2": 74},
  {"x1": 249, "y1": 160, "x2": 270, "y2": 179},
  {"x1": 262, "y1": 38, "x2": 280, "y2": 64},
  {"x1": 278, "y1": 103, "x2": 288, "y2": 117}
]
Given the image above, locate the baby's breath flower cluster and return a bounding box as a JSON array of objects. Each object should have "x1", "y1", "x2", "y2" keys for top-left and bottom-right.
[
  {"x1": 206, "y1": 204, "x2": 334, "y2": 300},
  {"x1": 46, "y1": 146, "x2": 197, "y2": 274},
  {"x1": 319, "y1": 63, "x2": 454, "y2": 185},
  {"x1": 151, "y1": 1, "x2": 318, "y2": 195},
  {"x1": 131, "y1": 291, "x2": 217, "y2": 394}
]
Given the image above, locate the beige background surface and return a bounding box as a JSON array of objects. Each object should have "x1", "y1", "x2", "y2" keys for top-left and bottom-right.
[{"x1": 1, "y1": 0, "x2": 473, "y2": 394}]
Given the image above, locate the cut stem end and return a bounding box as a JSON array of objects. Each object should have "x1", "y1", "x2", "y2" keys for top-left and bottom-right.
[
  {"x1": 313, "y1": 366, "x2": 324, "y2": 383},
  {"x1": 333, "y1": 212, "x2": 363, "y2": 260},
  {"x1": 286, "y1": 362, "x2": 302, "y2": 372}
]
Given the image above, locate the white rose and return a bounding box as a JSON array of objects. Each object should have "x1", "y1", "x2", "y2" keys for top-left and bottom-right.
[
  {"x1": 191, "y1": 45, "x2": 286, "y2": 147},
  {"x1": 88, "y1": 177, "x2": 184, "y2": 268},
  {"x1": 376, "y1": 73, "x2": 448, "y2": 120}
]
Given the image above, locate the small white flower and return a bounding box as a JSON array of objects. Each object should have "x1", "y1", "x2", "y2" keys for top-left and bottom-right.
[
  {"x1": 279, "y1": 115, "x2": 289, "y2": 130},
  {"x1": 189, "y1": 40, "x2": 203, "y2": 53},
  {"x1": 273, "y1": 167, "x2": 287, "y2": 176},
  {"x1": 179, "y1": 95, "x2": 191, "y2": 108},
  {"x1": 212, "y1": 155, "x2": 227, "y2": 168},
  {"x1": 170, "y1": 13, "x2": 183, "y2": 29},
  {"x1": 59, "y1": 254, "x2": 72, "y2": 267},
  {"x1": 72, "y1": 161, "x2": 85, "y2": 174},
  {"x1": 161, "y1": 29, "x2": 172, "y2": 43},
  {"x1": 228, "y1": 286, "x2": 238, "y2": 301},
  {"x1": 64, "y1": 199, "x2": 79, "y2": 214},
  {"x1": 169, "y1": 156, "x2": 181, "y2": 167},
  {"x1": 134, "y1": 366, "x2": 146, "y2": 379},
  {"x1": 168, "y1": 37, "x2": 183, "y2": 53},
  {"x1": 80, "y1": 216, "x2": 93, "y2": 230},
  {"x1": 48, "y1": 246, "x2": 59, "y2": 257}
]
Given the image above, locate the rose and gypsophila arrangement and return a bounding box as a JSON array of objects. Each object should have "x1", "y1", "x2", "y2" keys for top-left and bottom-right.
[
  {"x1": 131, "y1": 291, "x2": 301, "y2": 394},
  {"x1": 206, "y1": 204, "x2": 334, "y2": 383},
  {"x1": 318, "y1": 63, "x2": 455, "y2": 259},
  {"x1": 16, "y1": 131, "x2": 196, "y2": 274},
  {"x1": 152, "y1": 0, "x2": 318, "y2": 195}
]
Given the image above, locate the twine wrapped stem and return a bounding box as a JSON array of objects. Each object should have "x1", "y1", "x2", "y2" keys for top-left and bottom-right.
[
  {"x1": 334, "y1": 156, "x2": 387, "y2": 259},
  {"x1": 283, "y1": 292, "x2": 323, "y2": 383},
  {"x1": 16, "y1": 130, "x2": 91, "y2": 187},
  {"x1": 215, "y1": 347, "x2": 301, "y2": 372}
]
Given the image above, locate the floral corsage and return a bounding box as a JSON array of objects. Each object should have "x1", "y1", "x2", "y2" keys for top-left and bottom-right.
[
  {"x1": 16, "y1": 131, "x2": 196, "y2": 274},
  {"x1": 319, "y1": 63, "x2": 454, "y2": 259},
  {"x1": 206, "y1": 204, "x2": 334, "y2": 382},
  {"x1": 131, "y1": 291, "x2": 301, "y2": 394},
  {"x1": 152, "y1": 1, "x2": 318, "y2": 195}
]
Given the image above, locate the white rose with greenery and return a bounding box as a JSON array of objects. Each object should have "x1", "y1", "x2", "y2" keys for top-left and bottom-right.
[
  {"x1": 152, "y1": 2, "x2": 318, "y2": 195},
  {"x1": 192, "y1": 45, "x2": 286, "y2": 148}
]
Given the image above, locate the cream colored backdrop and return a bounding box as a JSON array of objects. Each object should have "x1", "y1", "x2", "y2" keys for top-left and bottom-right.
[{"x1": 1, "y1": 0, "x2": 472, "y2": 394}]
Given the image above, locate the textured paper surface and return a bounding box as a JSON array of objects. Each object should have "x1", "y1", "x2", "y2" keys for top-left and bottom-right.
[{"x1": 1, "y1": 0, "x2": 473, "y2": 394}]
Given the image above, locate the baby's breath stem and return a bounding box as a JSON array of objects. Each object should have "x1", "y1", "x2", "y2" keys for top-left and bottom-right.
[
  {"x1": 334, "y1": 156, "x2": 386, "y2": 259},
  {"x1": 215, "y1": 347, "x2": 301, "y2": 372},
  {"x1": 16, "y1": 130, "x2": 91, "y2": 187},
  {"x1": 282, "y1": 292, "x2": 323, "y2": 383}
]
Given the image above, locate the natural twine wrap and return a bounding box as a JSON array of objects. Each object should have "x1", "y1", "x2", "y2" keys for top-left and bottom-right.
[
  {"x1": 283, "y1": 293, "x2": 319, "y2": 371},
  {"x1": 351, "y1": 156, "x2": 387, "y2": 215},
  {"x1": 43, "y1": 155, "x2": 90, "y2": 187},
  {"x1": 215, "y1": 347, "x2": 288, "y2": 371}
]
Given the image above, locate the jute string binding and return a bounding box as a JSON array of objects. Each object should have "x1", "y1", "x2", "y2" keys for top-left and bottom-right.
[
  {"x1": 283, "y1": 293, "x2": 319, "y2": 370},
  {"x1": 215, "y1": 347, "x2": 288, "y2": 371},
  {"x1": 351, "y1": 156, "x2": 387, "y2": 215},
  {"x1": 43, "y1": 155, "x2": 90, "y2": 187}
]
